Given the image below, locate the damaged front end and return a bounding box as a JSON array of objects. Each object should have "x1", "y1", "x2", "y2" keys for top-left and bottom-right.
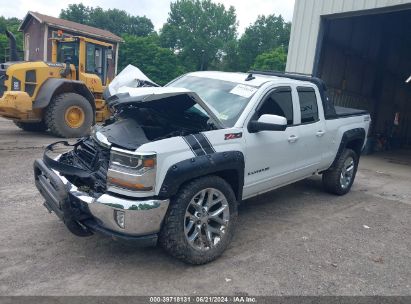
[
  {"x1": 34, "y1": 136, "x2": 169, "y2": 244},
  {"x1": 34, "y1": 84, "x2": 222, "y2": 243}
]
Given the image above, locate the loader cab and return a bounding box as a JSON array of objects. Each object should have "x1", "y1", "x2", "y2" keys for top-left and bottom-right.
[{"x1": 52, "y1": 36, "x2": 114, "y2": 87}]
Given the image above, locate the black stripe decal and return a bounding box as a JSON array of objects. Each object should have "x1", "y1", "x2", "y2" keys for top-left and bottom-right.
[
  {"x1": 182, "y1": 136, "x2": 196, "y2": 156},
  {"x1": 202, "y1": 133, "x2": 216, "y2": 153},
  {"x1": 194, "y1": 133, "x2": 215, "y2": 154},
  {"x1": 184, "y1": 135, "x2": 205, "y2": 156}
]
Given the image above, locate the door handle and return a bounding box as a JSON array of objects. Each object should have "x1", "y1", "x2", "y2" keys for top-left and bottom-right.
[
  {"x1": 288, "y1": 135, "x2": 298, "y2": 143},
  {"x1": 316, "y1": 130, "x2": 325, "y2": 137}
]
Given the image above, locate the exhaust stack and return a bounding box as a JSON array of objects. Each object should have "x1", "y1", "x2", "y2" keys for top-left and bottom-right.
[{"x1": 5, "y1": 30, "x2": 19, "y2": 61}]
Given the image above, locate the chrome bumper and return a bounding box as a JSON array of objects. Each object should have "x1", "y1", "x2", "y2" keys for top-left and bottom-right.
[
  {"x1": 82, "y1": 194, "x2": 169, "y2": 236},
  {"x1": 34, "y1": 159, "x2": 169, "y2": 239}
]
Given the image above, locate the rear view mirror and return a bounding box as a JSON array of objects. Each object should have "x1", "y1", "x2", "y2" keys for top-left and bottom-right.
[{"x1": 248, "y1": 114, "x2": 287, "y2": 133}]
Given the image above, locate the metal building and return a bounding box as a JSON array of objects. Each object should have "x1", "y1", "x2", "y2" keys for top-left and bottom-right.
[{"x1": 286, "y1": 0, "x2": 411, "y2": 151}]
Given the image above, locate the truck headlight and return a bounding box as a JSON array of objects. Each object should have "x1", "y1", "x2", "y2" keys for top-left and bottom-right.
[
  {"x1": 91, "y1": 127, "x2": 111, "y2": 148},
  {"x1": 107, "y1": 148, "x2": 156, "y2": 192}
]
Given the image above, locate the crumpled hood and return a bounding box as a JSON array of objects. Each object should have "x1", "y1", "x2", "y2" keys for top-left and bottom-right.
[
  {"x1": 106, "y1": 86, "x2": 223, "y2": 129},
  {"x1": 103, "y1": 65, "x2": 159, "y2": 100},
  {"x1": 93, "y1": 119, "x2": 149, "y2": 150},
  {"x1": 106, "y1": 65, "x2": 158, "y2": 96}
]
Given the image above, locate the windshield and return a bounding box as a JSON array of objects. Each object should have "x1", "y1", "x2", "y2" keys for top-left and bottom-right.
[
  {"x1": 167, "y1": 75, "x2": 258, "y2": 127},
  {"x1": 57, "y1": 41, "x2": 79, "y2": 67}
]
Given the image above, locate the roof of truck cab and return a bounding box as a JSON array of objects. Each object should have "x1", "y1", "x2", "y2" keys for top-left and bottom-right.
[{"x1": 187, "y1": 71, "x2": 313, "y2": 88}]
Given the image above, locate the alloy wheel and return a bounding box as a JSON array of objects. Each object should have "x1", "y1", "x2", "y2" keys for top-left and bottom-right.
[
  {"x1": 340, "y1": 156, "x2": 355, "y2": 189},
  {"x1": 184, "y1": 188, "x2": 230, "y2": 251}
]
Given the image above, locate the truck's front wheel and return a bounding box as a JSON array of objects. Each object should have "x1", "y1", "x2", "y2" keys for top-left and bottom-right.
[
  {"x1": 159, "y1": 176, "x2": 238, "y2": 264},
  {"x1": 322, "y1": 148, "x2": 359, "y2": 195},
  {"x1": 45, "y1": 93, "x2": 93, "y2": 138}
]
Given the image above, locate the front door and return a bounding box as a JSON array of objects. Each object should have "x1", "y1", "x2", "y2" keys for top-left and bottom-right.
[
  {"x1": 85, "y1": 43, "x2": 108, "y2": 85},
  {"x1": 243, "y1": 86, "x2": 303, "y2": 199}
]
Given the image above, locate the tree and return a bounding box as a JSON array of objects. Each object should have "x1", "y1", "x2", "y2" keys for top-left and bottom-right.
[
  {"x1": 128, "y1": 16, "x2": 156, "y2": 37},
  {"x1": 160, "y1": 0, "x2": 238, "y2": 71},
  {"x1": 0, "y1": 17, "x2": 23, "y2": 62},
  {"x1": 60, "y1": 4, "x2": 154, "y2": 37},
  {"x1": 238, "y1": 14, "x2": 291, "y2": 71},
  {"x1": 252, "y1": 47, "x2": 287, "y2": 71},
  {"x1": 119, "y1": 35, "x2": 186, "y2": 85},
  {"x1": 60, "y1": 3, "x2": 91, "y2": 25},
  {"x1": 218, "y1": 39, "x2": 240, "y2": 71}
]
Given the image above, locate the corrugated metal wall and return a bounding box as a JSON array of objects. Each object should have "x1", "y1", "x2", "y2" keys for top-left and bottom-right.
[
  {"x1": 287, "y1": 0, "x2": 411, "y2": 146},
  {"x1": 286, "y1": 0, "x2": 411, "y2": 74}
]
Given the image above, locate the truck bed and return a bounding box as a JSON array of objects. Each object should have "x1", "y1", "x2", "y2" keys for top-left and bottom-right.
[{"x1": 334, "y1": 106, "x2": 368, "y2": 118}]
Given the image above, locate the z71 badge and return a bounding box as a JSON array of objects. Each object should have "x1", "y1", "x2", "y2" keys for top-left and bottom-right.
[{"x1": 224, "y1": 132, "x2": 242, "y2": 140}]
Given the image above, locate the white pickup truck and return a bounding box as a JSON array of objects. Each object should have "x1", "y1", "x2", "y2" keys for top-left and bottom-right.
[{"x1": 34, "y1": 70, "x2": 371, "y2": 264}]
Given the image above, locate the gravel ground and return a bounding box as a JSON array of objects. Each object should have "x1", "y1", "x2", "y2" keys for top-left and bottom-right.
[{"x1": 0, "y1": 117, "x2": 410, "y2": 296}]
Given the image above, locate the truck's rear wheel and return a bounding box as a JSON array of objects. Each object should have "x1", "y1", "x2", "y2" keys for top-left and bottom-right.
[
  {"x1": 45, "y1": 93, "x2": 93, "y2": 138},
  {"x1": 159, "y1": 176, "x2": 238, "y2": 265},
  {"x1": 14, "y1": 121, "x2": 47, "y2": 132},
  {"x1": 322, "y1": 148, "x2": 359, "y2": 195}
]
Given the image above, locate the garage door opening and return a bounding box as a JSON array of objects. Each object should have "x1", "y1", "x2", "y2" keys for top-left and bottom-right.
[{"x1": 315, "y1": 8, "x2": 411, "y2": 155}]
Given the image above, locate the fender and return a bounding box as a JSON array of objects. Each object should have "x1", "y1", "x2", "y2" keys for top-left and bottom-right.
[
  {"x1": 33, "y1": 78, "x2": 95, "y2": 111},
  {"x1": 330, "y1": 128, "x2": 366, "y2": 169},
  {"x1": 158, "y1": 151, "x2": 245, "y2": 201}
]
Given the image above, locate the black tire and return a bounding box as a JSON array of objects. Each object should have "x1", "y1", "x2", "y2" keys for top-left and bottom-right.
[
  {"x1": 322, "y1": 148, "x2": 359, "y2": 195},
  {"x1": 45, "y1": 93, "x2": 93, "y2": 138},
  {"x1": 14, "y1": 121, "x2": 47, "y2": 132},
  {"x1": 159, "y1": 175, "x2": 238, "y2": 265}
]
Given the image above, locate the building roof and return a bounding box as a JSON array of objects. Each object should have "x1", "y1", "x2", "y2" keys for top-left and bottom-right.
[{"x1": 19, "y1": 11, "x2": 123, "y2": 43}]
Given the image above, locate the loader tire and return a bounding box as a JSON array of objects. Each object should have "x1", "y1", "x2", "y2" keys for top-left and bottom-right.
[
  {"x1": 14, "y1": 121, "x2": 47, "y2": 132},
  {"x1": 45, "y1": 93, "x2": 93, "y2": 138}
]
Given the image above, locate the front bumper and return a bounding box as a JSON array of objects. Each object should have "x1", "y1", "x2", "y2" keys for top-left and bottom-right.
[{"x1": 33, "y1": 159, "x2": 169, "y2": 246}]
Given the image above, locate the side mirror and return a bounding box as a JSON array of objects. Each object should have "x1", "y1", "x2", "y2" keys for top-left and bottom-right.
[{"x1": 248, "y1": 114, "x2": 287, "y2": 133}]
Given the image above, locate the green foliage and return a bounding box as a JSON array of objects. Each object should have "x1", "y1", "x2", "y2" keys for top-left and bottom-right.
[
  {"x1": 60, "y1": 3, "x2": 90, "y2": 25},
  {"x1": 219, "y1": 39, "x2": 240, "y2": 72},
  {"x1": 119, "y1": 35, "x2": 186, "y2": 85},
  {"x1": 237, "y1": 14, "x2": 290, "y2": 71},
  {"x1": 160, "y1": 0, "x2": 238, "y2": 71},
  {"x1": 0, "y1": 1, "x2": 292, "y2": 84},
  {"x1": 60, "y1": 4, "x2": 154, "y2": 37},
  {"x1": 0, "y1": 16, "x2": 23, "y2": 62},
  {"x1": 252, "y1": 47, "x2": 287, "y2": 71},
  {"x1": 59, "y1": 2, "x2": 291, "y2": 78}
]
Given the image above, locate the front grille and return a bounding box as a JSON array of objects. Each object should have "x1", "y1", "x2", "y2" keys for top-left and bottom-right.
[
  {"x1": 76, "y1": 139, "x2": 110, "y2": 192},
  {"x1": 74, "y1": 139, "x2": 105, "y2": 171},
  {"x1": 60, "y1": 138, "x2": 110, "y2": 194}
]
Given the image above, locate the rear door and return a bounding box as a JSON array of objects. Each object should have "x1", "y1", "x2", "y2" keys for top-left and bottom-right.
[{"x1": 291, "y1": 86, "x2": 326, "y2": 177}]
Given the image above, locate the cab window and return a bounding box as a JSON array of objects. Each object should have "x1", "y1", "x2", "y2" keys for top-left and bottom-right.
[
  {"x1": 86, "y1": 43, "x2": 108, "y2": 84},
  {"x1": 298, "y1": 87, "x2": 319, "y2": 124},
  {"x1": 257, "y1": 87, "x2": 294, "y2": 125},
  {"x1": 86, "y1": 43, "x2": 103, "y2": 74},
  {"x1": 57, "y1": 42, "x2": 79, "y2": 67}
]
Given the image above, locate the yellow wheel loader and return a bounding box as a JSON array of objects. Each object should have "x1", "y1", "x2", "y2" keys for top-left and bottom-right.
[{"x1": 0, "y1": 30, "x2": 112, "y2": 137}]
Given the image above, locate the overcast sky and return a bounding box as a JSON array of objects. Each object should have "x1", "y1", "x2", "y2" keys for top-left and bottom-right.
[{"x1": 0, "y1": 0, "x2": 295, "y2": 34}]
